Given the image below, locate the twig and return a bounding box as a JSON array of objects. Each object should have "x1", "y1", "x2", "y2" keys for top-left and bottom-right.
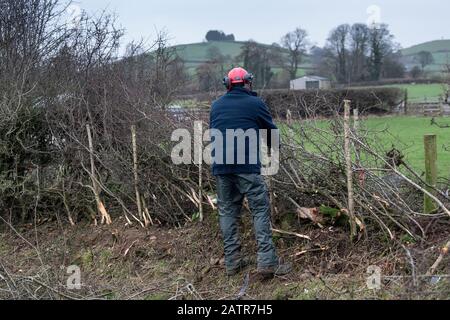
[
  {"x1": 427, "y1": 240, "x2": 450, "y2": 276},
  {"x1": 272, "y1": 228, "x2": 311, "y2": 241},
  {"x1": 86, "y1": 124, "x2": 112, "y2": 225}
]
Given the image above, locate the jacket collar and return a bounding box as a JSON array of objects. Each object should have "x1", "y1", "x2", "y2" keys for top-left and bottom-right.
[{"x1": 228, "y1": 87, "x2": 258, "y2": 97}]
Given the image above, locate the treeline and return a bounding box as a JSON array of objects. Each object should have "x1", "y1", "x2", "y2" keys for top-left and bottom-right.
[
  {"x1": 196, "y1": 23, "x2": 407, "y2": 91},
  {"x1": 314, "y1": 23, "x2": 405, "y2": 83},
  {"x1": 205, "y1": 30, "x2": 235, "y2": 42}
]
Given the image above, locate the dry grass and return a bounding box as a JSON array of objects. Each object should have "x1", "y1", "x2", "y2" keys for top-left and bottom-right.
[{"x1": 0, "y1": 211, "x2": 449, "y2": 300}]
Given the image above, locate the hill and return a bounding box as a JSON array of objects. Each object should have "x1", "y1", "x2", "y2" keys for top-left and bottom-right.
[
  {"x1": 401, "y1": 40, "x2": 450, "y2": 74},
  {"x1": 172, "y1": 41, "x2": 314, "y2": 77}
]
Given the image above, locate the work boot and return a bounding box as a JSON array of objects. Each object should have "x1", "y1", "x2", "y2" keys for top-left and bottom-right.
[
  {"x1": 258, "y1": 262, "x2": 293, "y2": 279},
  {"x1": 226, "y1": 257, "x2": 252, "y2": 276}
]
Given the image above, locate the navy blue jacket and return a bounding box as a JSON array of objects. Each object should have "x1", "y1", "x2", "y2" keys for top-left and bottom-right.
[{"x1": 210, "y1": 87, "x2": 278, "y2": 176}]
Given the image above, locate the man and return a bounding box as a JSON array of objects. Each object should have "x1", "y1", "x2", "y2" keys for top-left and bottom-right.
[{"x1": 210, "y1": 67, "x2": 292, "y2": 278}]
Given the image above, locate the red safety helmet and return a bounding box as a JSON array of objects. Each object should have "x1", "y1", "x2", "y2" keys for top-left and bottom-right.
[{"x1": 223, "y1": 67, "x2": 254, "y2": 90}]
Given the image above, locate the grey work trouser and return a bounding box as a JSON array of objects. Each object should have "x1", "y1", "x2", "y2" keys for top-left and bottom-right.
[{"x1": 216, "y1": 173, "x2": 278, "y2": 271}]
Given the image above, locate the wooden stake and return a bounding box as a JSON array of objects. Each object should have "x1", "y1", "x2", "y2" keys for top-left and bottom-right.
[
  {"x1": 426, "y1": 240, "x2": 450, "y2": 276},
  {"x1": 195, "y1": 121, "x2": 204, "y2": 222},
  {"x1": 424, "y1": 134, "x2": 438, "y2": 214},
  {"x1": 353, "y1": 108, "x2": 361, "y2": 167},
  {"x1": 131, "y1": 125, "x2": 148, "y2": 226},
  {"x1": 86, "y1": 124, "x2": 112, "y2": 225},
  {"x1": 286, "y1": 109, "x2": 293, "y2": 125},
  {"x1": 353, "y1": 108, "x2": 360, "y2": 133},
  {"x1": 344, "y1": 100, "x2": 357, "y2": 240}
]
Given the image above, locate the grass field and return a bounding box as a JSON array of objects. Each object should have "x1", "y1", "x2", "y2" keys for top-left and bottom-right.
[
  {"x1": 388, "y1": 83, "x2": 446, "y2": 102},
  {"x1": 401, "y1": 39, "x2": 450, "y2": 75},
  {"x1": 290, "y1": 116, "x2": 450, "y2": 177},
  {"x1": 364, "y1": 116, "x2": 450, "y2": 176},
  {"x1": 350, "y1": 83, "x2": 447, "y2": 103},
  {"x1": 402, "y1": 40, "x2": 450, "y2": 56},
  {"x1": 172, "y1": 41, "x2": 314, "y2": 77}
]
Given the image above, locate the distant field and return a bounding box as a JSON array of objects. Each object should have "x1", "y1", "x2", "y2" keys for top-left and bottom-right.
[
  {"x1": 286, "y1": 116, "x2": 450, "y2": 177},
  {"x1": 402, "y1": 40, "x2": 450, "y2": 56},
  {"x1": 172, "y1": 41, "x2": 313, "y2": 77},
  {"x1": 388, "y1": 83, "x2": 446, "y2": 102},
  {"x1": 365, "y1": 116, "x2": 450, "y2": 176},
  {"x1": 401, "y1": 40, "x2": 450, "y2": 75},
  {"x1": 349, "y1": 83, "x2": 446, "y2": 102}
]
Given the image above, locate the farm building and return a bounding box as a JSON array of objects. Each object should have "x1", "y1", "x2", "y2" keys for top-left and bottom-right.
[{"x1": 290, "y1": 76, "x2": 331, "y2": 90}]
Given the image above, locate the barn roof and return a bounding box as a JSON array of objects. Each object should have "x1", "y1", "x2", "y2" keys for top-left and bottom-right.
[{"x1": 291, "y1": 75, "x2": 329, "y2": 81}]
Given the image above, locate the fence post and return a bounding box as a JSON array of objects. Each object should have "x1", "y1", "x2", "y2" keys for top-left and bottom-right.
[
  {"x1": 424, "y1": 134, "x2": 438, "y2": 214},
  {"x1": 344, "y1": 100, "x2": 357, "y2": 240},
  {"x1": 195, "y1": 121, "x2": 204, "y2": 222},
  {"x1": 131, "y1": 125, "x2": 149, "y2": 227},
  {"x1": 404, "y1": 90, "x2": 408, "y2": 115}
]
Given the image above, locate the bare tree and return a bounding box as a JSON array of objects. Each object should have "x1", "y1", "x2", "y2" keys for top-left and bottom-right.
[
  {"x1": 281, "y1": 28, "x2": 309, "y2": 80},
  {"x1": 238, "y1": 41, "x2": 276, "y2": 89},
  {"x1": 415, "y1": 51, "x2": 434, "y2": 72},
  {"x1": 326, "y1": 24, "x2": 350, "y2": 83},
  {"x1": 368, "y1": 23, "x2": 395, "y2": 81},
  {"x1": 349, "y1": 23, "x2": 370, "y2": 82}
]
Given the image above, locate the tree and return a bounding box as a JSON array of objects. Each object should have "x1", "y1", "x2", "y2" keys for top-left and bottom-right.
[
  {"x1": 410, "y1": 66, "x2": 423, "y2": 79},
  {"x1": 326, "y1": 24, "x2": 350, "y2": 83},
  {"x1": 349, "y1": 23, "x2": 370, "y2": 82},
  {"x1": 238, "y1": 41, "x2": 276, "y2": 89},
  {"x1": 205, "y1": 30, "x2": 235, "y2": 42},
  {"x1": 320, "y1": 23, "x2": 403, "y2": 83},
  {"x1": 196, "y1": 63, "x2": 223, "y2": 92},
  {"x1": 196, "y1": 46, "x2": 231, "y2": 92},
  {"x1": 368, "y1": 23, "x2": 395, "y2": 81},
  {"x1": 281, "y1": 27, "x2": 309, "y2": 80},
  {"x1": 415, "y1": 51, "x2": 434, "y2": 72},
  {"x1": 382, "y1": 52, "x2": 405, "y2": 79},
  {"x1": 310, "y1": 46, "x2": 332, "y2": 78}
]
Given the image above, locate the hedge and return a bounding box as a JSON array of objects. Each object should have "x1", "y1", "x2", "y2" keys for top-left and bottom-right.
[{"x1": 260, "y1": 87, "x2": 406, "y2": 119}]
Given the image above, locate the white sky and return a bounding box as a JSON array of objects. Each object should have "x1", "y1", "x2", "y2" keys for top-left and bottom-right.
[{"x1": 76, "y1": 0, "x2": 450, "y2": 49}]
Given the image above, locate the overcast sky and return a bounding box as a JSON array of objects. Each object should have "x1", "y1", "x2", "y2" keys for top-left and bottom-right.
[{"x1": 76, "y1": 0, "x2": 450, "y2": 49}]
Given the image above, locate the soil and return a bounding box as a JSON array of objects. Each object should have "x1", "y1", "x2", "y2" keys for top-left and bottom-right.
[{"x1": 0, "y1": 212, "x2": 449, "y2": 300}]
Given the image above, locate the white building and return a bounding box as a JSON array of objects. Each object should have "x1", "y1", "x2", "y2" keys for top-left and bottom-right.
[{"x1": 290, "y1": 76, "x2": 331, "y2": 90}]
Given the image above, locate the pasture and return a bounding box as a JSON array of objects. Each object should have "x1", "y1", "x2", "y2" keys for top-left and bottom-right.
[
  {"x1": 390, "y1": 83, "x2": 446, "y2": 102},
  {"x1": 349, "y1": 83, "x2": 447, "y2": 103},
  {"x1": 364, "y1": 116, "x2": 450, "y2": 176},
  {"x1": 288, "y1": 116, "x2": 450, "y2": 177}
]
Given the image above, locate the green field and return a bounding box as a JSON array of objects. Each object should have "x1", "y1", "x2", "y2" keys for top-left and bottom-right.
[
  {"x1": 172, "y1": 41, "x2": 314, "y2": 76},
  {"x1": 350, "y1": 83, "x2": 447, "y2": 103},
  {"x1": 402, "y1": 40, "x2": 450, "y2": 56},
  {"x1": 388, "y1": 83, "x2": 446, "y2": 102},
  {"x1": 289, "y1": 116, "x2": 450, "y2": 177},
  {"x1": 364, "y1": 116, "x2": 450, "y2": 176},
  {"x1": 401, "y1": 40, "x2": 450, "y2": 75}
]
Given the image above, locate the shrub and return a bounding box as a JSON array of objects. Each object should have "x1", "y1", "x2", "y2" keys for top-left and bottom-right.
[{"x1": 260, "y1": 87, "x2": 406, "y2": 119}]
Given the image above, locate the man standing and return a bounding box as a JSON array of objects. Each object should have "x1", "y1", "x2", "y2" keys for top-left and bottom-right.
[{"x1": 210, "y1": 67, "x2": 292, "y2": 278}]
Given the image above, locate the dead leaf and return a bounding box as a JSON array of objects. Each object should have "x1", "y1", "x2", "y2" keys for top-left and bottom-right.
[{"x1": 297, "y1": 207, "x2": 325, "y2": 226}]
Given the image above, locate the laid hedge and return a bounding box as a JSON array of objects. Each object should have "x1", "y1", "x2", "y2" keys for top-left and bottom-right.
[{"x1": 260, "y1": 87, "x2": 406, "y2": 119}]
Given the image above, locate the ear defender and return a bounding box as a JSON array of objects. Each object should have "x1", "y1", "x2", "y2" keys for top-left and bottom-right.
[
  {"x1": 223, "y1": 76, "x2": 231, "y2": 90},
  {"x1": 244, "y1": 73, "x2": 254, "y2": 85},
  {"x1": 223, "y1": 68, "x2": 254, "y2": 90}
]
